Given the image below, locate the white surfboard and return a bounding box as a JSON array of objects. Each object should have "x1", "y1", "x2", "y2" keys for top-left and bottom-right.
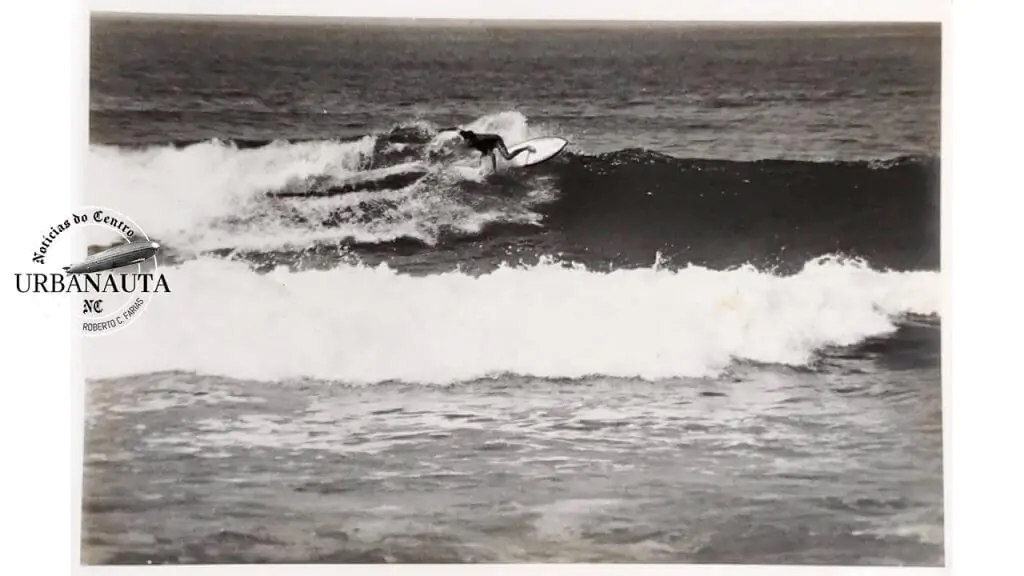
[{"x1": 504, "y1": 137, "x2": 569, "y2": 168}]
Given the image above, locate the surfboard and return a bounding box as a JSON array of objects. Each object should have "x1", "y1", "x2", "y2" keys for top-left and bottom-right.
[{"x1": 504, "y1": 137, "x2": 569, "y2": 168}]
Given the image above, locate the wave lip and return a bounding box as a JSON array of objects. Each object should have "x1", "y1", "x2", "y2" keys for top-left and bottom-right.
[{"x1": 83, "y1": 255, "x2": 940, "y2": 384}]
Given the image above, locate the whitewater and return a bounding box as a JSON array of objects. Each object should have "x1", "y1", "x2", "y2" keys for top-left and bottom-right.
[
  {"x1": 86, "y1": 112, "x2": 553, "y2": 251},
  {"x1": 83, "y1": 255, "x2": 939, "y2": 384}
]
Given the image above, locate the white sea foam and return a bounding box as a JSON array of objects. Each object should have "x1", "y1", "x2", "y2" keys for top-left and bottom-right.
[
  {"x1": 82, "y1": 255, "x2": 940, "y2": 384},
  {"x1": 86, "y1": 112, "x2": 555, "y2": 251},
  {"x1": 87, "y1": 137, "x2": 377, "y2": 241}
]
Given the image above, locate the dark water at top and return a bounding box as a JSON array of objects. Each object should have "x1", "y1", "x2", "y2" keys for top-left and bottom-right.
[{"x1": 91, "y1": 18, "x2": 940, "y2": 161}]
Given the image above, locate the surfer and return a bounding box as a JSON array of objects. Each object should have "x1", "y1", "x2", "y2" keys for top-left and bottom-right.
[{"x1": 441, "y1": 128, "x2": 535, "y2": 171}]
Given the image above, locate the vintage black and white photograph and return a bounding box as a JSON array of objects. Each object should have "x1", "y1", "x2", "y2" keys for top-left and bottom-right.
[{"x1": 81, "y1": 7, "x2": 943, "y2": 566}]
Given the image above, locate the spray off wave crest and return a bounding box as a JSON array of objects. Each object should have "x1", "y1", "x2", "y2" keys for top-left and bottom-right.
[
  {"x1": 87, "y1": 112, "x2": 555, "y2": 253},
  {"x1": 84, "y1": 255, "x2": 939, "y2": 384}
]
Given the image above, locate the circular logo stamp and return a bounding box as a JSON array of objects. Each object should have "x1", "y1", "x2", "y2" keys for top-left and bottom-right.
[{"x1": 16, "y1": 205, "x2": 170, "y2": 337}]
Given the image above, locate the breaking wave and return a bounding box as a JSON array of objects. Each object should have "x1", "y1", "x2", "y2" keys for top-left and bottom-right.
[
  {"x1": 83, "y1": 255, "x2": 940, "y2": 384},
  {"x1": 87, "y1": 111, "x2": 939, "y2": 273}
]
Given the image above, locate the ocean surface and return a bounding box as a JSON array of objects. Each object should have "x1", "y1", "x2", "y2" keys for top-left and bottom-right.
[{"x1": 81, "y1": 16, "x2": 943, "y2": 565}]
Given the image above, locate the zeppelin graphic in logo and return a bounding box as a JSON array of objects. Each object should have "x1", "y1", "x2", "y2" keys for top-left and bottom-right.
[{"x1": 15, "y1": 206, "x2": 171, "y2": 336}]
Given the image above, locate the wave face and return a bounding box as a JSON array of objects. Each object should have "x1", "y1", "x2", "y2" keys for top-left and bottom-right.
[
  {"x1": 83, "y1": 255, "x2": 938, "y2": 384},
  {"x1": 87, "y1": 112, "x2": 939, "y2": 274}
]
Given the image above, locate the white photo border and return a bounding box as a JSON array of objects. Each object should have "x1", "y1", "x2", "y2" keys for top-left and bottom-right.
[{"x1": 4, "y1": 1, "x2": 1016, "y2": 576}]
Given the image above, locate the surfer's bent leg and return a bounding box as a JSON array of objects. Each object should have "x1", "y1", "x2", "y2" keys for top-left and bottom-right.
[
  {"x1": 496, "y1": 140, "x2": 535, "y2": 160},
  {"x1": 495, "y1": 141, "x2": 512, "y2": 160},
  {"x1": 496, "y1": 140, "x2": 527, "y2": 160}
]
